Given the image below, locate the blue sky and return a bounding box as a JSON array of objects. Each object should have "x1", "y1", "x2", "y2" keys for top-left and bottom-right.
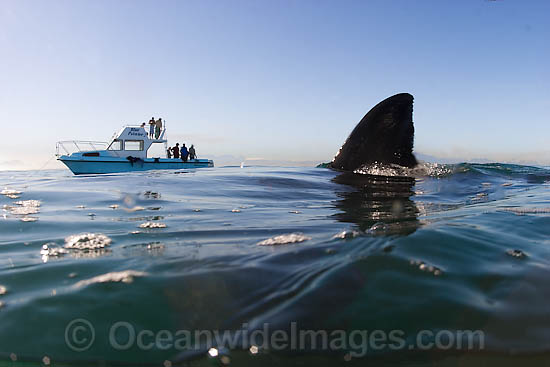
[{"x1": 1, "y1": 0, "x2": 548, "y2": 169}]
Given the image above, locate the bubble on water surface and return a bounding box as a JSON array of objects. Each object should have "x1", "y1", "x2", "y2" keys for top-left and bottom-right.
[
  {"x1": 257, "y1": 233, "x2": 311, "y2": 246},
  {"x1": 249, "y1": 345, "x2": 259, "y2": 355},
  {"x1": 410, "y1": 260, "x2": 442, "y2": 276}
]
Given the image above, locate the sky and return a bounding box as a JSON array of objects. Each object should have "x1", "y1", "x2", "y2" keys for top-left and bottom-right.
[{"x1": 0, "y1": 0, "x2": 549, "y2": 170}]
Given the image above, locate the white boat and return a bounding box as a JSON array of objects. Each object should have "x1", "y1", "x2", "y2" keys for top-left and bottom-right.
[{"x1": 56, "y1": 125, "x2": 213, "y2": 175}]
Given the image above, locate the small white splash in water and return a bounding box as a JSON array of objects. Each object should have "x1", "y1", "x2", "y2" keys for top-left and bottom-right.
[
  {"x1": 41, "y1": 243, "x2": 69, "y2": 257},
  {"x1": 20, "y1": 216, "x2": 38, "y2": 222},
  {"x1": 506, "y1": 249, "x2": 527, "y2": 259},
  {"x1": 139, "y1": 222, "x2": 167, "y2": 228},
  {"x1": 64, "y1": 233, "x2": 112, "y2": 250},
  {"x1": 353, "y1": 162, "x2": 454, "y2": 178},
  {"x1": 0, "y1": 285, "x2": 7, "y2": 295},
  {"x1": 14, "y1": 200, "x2": 40, "y2": 207},
  {"x1": 74, "y1": 270, "x2": 148, "y2": 288},
  {"x1": 257, "y1": 233, "x2": 311, "y2": 246},
  {"x1": 333, "y1": 230, "x2": 362, "y2": 239},
  {"x1": 366, "y1": 222, "x2": 387, "y2": 234},
  {"x1": 5, "y1": 200, "x2": 41, "y2": 216},
  {"x1": 231, "y1": 209, "x2": 241, "y2": 213},
  {"x1": 1, "y1": 188, "x2": 22, "y2": 196}
]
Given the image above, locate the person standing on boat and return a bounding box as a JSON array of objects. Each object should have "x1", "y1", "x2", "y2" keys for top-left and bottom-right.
[
  {"x1": 148, "y1": 117, "x2": 155, "y2": 138},
  {"x1": 181, "y1": 144, "x2": 189, "y2": 162},
  {"x1": 167, "y1": 146, "x2": 172, "y2": 159},
  {"x1": 189, "y1": 145, "x2": 196, "y2": 160},
  {"x1": 172, "y1": 143, "x2": 180, "y2": 159},
  {"x1": 155, "y1": 118, "x2": 163, "y2": 139}
]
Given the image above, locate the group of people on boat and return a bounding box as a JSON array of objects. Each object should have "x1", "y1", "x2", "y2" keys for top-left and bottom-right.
[
  {"x1": 167, "y1": 143, "x2": 196, "y2": 162},
  {"x1": 140, "y1": 117, "x2": 163, "y2": 139}
]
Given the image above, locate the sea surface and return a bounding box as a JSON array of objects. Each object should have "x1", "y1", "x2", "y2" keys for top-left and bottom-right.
[{"x1": 1, "y1": 163, "x2": 550, "y2": 366}]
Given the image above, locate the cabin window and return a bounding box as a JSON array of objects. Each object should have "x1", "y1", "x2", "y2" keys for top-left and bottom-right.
[
  {"x1": 125, "y1": 140, "x2": 144, "y2": 151},
  {"x1": 108, "y1": 139, "x2": 123, "y2": 151}
]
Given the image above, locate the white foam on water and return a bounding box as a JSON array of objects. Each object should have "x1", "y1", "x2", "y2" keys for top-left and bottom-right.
[
  {"x1": 20, "y1": 217, "x2": 38, "y2": 222},
  {"x1": 1, "y1": 188, "x2": 22, "y2": 196},
  {"x1": 333, "y1": 230, "x2": 362, "y2": 239},
  {"x1": 354, "y1": 162, "x2": 454, "y2": 178},
  {"x1": 74, "y1": 270, "x2": 148, "y2": 288},
  {"x1": 41, "y1": 243, "x2": 69, "y2": 257},
  {"x1": 64, "y1": 233, "x2": 112, "y2": 250},
  {"x1": 3, "y1": 200, "x2": 41, "y2": 216},
  {"x1": 139, "y1": 222, "x2": 167, "y2": 228},
  {"x1": 257, "y1": 233, "x2": 311, "y2": 246}
]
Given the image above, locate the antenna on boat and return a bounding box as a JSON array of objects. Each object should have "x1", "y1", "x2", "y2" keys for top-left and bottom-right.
[{"x1": 164, "y1": 120, "x2": 168, "y2": 158}]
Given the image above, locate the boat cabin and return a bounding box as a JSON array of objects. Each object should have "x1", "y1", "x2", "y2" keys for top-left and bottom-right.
[{"x1": 105, "y1": 126, "x2": 166, "y2": 159}]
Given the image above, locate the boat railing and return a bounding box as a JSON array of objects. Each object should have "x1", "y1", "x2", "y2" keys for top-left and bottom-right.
[{"x1": 56, "y1": 141, "x2": 108, "y2": 157}]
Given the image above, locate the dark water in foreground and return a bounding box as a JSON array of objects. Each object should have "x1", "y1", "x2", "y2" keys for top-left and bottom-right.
[{"x1": 1, "y1": 164, "x2": 550, "y2": 366}]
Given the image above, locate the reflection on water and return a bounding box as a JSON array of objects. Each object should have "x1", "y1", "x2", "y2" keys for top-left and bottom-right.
[{"x1": 332, "y1": 172, "x2": 419, "y2": 235}]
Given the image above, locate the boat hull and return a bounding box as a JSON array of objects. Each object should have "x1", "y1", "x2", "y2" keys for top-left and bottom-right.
[{"x1": 58, "y1": 157, "x2": 214, "y2": 175}]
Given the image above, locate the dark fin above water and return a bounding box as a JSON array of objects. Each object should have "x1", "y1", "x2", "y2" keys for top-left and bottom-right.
[{"x1": 329, "y1": 93, "x2": 418, "y2": 171}]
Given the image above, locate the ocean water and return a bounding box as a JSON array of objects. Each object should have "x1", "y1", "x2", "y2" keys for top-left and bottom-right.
[{"x1": 1, "y1": 163, "x2": 550, "y2": 366}]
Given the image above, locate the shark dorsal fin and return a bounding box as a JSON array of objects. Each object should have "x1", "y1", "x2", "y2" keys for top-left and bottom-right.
[{"x1": 330, "y1": 93, "x2": 417, "y2": 171}]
